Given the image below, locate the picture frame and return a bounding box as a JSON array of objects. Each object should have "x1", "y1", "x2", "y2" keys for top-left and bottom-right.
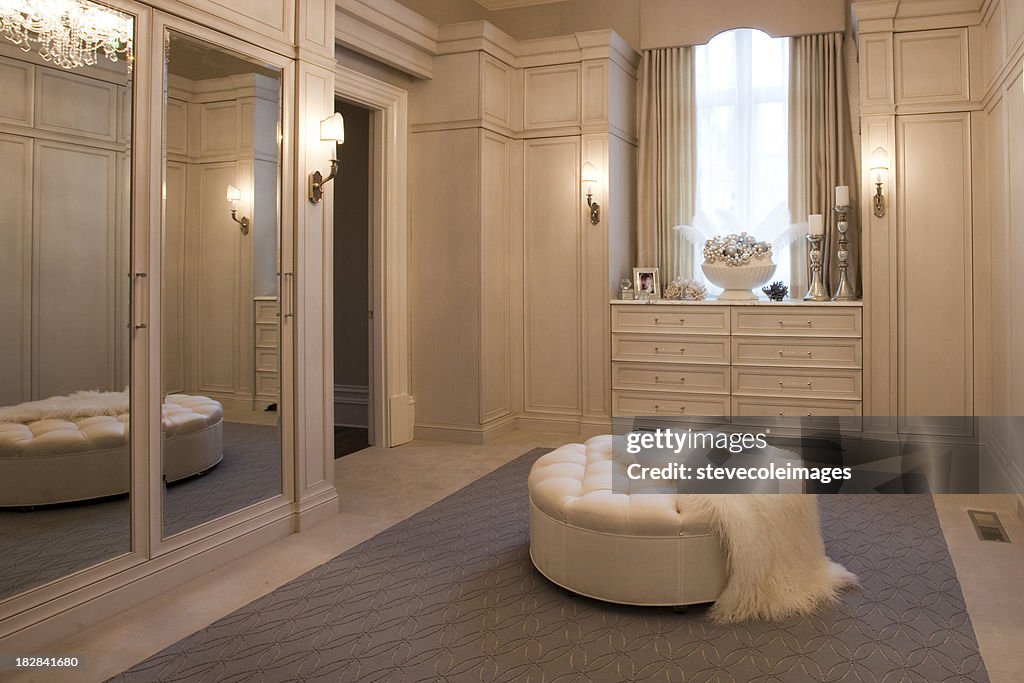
[{"x1": 633, "y1": 267, "x2": 660, "y2": 298}]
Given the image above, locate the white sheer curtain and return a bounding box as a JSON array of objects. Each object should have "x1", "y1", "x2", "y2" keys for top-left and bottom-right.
[{"x1": 680, "y1": 29, "x2": 802, "y2": 293}]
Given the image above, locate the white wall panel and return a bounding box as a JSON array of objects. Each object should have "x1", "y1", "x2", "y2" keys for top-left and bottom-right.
[
  {"x1": 0, "y1": 135, "x2": 32, "y2": 405},
  {"x1": 896, "y1": 113, "x2": 973, "y2": 432},
  {"x1": 33, "y1": 142, "x2": 117, "y2": 398},
  {"x1": 524, "y1": 136, "x2": 580, "y2": 414}
]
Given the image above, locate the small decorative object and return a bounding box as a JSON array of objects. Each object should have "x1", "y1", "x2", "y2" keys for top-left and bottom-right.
[
  {"x1": 664, "y1": 277, "x2": 708, "y2": 301},
  {"x1": 619, "y1": 278, "x2": 635, "y2": 300},
  {"x1": 700, "y1": 232, "x2": 776, "y2": 300},
  {"x1": 804, "y1": 233, "x2": 830, "y2": 301},
  {"x1": 832, "y1": 199, "x2": 856, "y2": 301},
  {"x1": 633, "y1": 267, "x2": 660, "y2": 299},
  {"x1": 761, "y1": 281, "x2": 789, "y2": 302}
]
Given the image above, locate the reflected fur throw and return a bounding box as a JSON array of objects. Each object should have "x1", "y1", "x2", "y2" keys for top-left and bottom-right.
[
  {"x1": 692, "y1": 494, "x2": 858, "y2": 623},
  {"x1": 0, "y1": 390, "x2": 130, "y2": 424}
]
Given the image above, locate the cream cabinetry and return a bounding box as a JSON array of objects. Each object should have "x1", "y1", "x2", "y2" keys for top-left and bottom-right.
[
  {"x1": 163, "y1": 73, "x2": 280, "y2": 411},
  {"x1": 611, "y1": 301, "x2": 864, "y2": 425},
  {"x1": 0, "y1": 51, "x2": 129, "y2": 406},
  {"x1": 853, "y1": 0, "x2": 981, "y2": 438},
  {"x1": 410, "y1": 28, "x2": 638, "y2": 442}
]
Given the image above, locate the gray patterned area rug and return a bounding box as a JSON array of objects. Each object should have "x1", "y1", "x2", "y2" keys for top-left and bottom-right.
[{"x1": 113, "y1": 449, "x2": 988, "y2": 682}]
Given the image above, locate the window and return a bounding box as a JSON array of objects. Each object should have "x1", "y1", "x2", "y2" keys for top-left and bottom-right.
[{"x1": 685, "y1": 29, "x2": 794, "y2": 291}]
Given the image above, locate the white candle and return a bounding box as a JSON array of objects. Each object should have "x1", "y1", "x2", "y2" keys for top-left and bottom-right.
[
  {"x1": 835, "y1": 185, "x2": 850, "y2": 207},
  {"x1": 809, "y1": 214, "x2": 824, "y2": 235}
]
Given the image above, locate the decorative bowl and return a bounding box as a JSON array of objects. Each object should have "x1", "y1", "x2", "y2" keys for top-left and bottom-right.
[{"x1": 701, "y1": 261, "x2": 777, "y2": 300}]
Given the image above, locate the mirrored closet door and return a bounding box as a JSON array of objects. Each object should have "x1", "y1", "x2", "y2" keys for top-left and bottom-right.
[
  {"x1": 0, "y1": 0, "x2": 137, "y2": 600},
  {"x1": 159, "y1": 27, "x2": 287, "y2": 538}
]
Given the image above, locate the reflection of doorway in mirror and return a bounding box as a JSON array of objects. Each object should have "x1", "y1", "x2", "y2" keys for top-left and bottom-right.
[
  {"x1": 0, "y1": 7, "x2": 135, "y2": 600},
  {"x1": 161, "y1": 32, "x2": 284, "y2": 537}
]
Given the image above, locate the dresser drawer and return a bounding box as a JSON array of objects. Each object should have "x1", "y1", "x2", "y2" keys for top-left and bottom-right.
[
  {"x1": 731, "y1": 367, "x2": 862, "y2": 400},
  {"x1": 731, "y1": 397, "x2": 862, "y2": 430},
  {"x1": 255, "y1": 324, "x2": 279, "y2": 348},
  {"x1": 731, "y1": 307, "x2": 862, "y2": 337},
  {"x1": 731, "y1": 337, "x2": 862, "y2": 369},
  {"x1": 255, "y1": 298, "x2": 279, "y2": 324},
  {"x1": 614, "y1": 390, "x2": 730, "y2": 417},
  {"x1": 613, "y1": 363, "x2": 730, "y2": 394},
  {"x1": 612, "y1": 335, "x2": 729, "y2": 364},
  {"x1": 612, "y1": 305, "x2": 729, "y2": 335}
]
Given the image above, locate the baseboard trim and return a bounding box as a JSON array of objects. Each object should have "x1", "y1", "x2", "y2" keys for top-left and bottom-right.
[
  {"x1": 984, "y1": 434, "x2": 1024, "y2": 497},
  {"x1": 334, "y1": 384, "x2": 369, "y2": 429},
  {"x1": 414, "y1": 416, "x2": 517, "y2": 444}
]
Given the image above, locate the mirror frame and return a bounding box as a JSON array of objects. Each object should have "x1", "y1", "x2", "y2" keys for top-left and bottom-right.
[{"x1": 147, "y1": 11, "x2": 297, "y2": 557}]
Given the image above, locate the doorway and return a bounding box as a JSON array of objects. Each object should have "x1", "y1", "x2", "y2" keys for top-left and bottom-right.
[{"x1": 333, "y1": 98, "x2": 372, "y2": 457}]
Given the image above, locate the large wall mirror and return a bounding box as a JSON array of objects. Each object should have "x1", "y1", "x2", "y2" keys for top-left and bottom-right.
[
  {"x1": 0, "y1": 0, "x2": 136, "y2": 600},
  {"x1": 160, "y1": 30, "x2": 284, "y2": 537}
]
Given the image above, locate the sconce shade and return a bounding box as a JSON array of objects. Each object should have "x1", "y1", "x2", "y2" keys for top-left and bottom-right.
[
  {"x1": 581, "y1": 161, "x2": 599, "y2": 185},
  {"x1": 320, "y1": 112, "x2": 345, "y2": 144},
  {"x1": 869, "y1": 146, "x2": 889, "y2": 172},
  {"x1": 226, "y1": 184, "x2": 241, "y2": 202}
]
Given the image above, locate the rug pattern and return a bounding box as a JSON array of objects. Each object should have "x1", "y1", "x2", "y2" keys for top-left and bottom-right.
[{"x1": 112, "y1": 449, "x2": 988, "y2": 682}]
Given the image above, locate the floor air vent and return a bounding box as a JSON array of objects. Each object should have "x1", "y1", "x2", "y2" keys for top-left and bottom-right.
[{"x1": 967, "y1": 510, "x2": 1010, "y2": 543}]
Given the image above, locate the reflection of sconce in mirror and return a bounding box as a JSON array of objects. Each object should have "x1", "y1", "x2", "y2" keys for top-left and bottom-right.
[
  {"x1": 226, "y1": 184, "x2": 250, "y2": 235},
  {"x1": 309, "y1": 112, "x2": 345, "y2": 203},
  {"x1": 581, "y1": 161, "x2": 601, "y2": 225},
  {"x1": 870, "y1": 146, "x2": 889, "y2": 218}
]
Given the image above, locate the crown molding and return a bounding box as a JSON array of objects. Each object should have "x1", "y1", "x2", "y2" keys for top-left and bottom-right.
[{"x1": 472, "y1": 0, "x2": 567, "y2": 9}]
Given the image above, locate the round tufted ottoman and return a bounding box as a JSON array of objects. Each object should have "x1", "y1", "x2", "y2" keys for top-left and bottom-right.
[
  {"x1": 528, "y1": 435, "x2": 728, "y2": 607},
  {"x1": 0, "y1": 394, "x2": 223, "y2": 507}
]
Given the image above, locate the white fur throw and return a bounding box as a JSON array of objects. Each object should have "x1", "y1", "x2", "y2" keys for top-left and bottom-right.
[
  {"x1": 0, "y1": 390, "x2": 130, "y2": 424},
  {"x1": 692, "y1": 494, "x2": 858, "y2": 623}
]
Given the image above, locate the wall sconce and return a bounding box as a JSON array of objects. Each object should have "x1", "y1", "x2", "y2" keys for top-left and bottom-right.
[
  {"x1": 581, "y1": 161, "x2": 601, "y2": 224},
  {"x1": 309, "y1": 112, "x2": 345, "y2": 203},
  {"x1": 870, "y1": 146, "x2": 889, "y2": 218},
  {"x1": 226, "y1": 184, "x2": 249, "y2": 235}
]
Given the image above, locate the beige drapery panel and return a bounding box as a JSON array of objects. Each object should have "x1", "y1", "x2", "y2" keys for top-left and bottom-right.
[
  {"x1": 637, "y1": 46, "x2": 696, "y2": 280},
  {"x1": 789, "y1": 32, "x2": 860, "y2": 297}
]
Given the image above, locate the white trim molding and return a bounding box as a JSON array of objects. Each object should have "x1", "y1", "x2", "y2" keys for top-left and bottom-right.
[
  {"x1": 334, "y1": 384, "x2": 370, "y2": 427},
  {"x1": 333, "y1": 62, "x2": 414, "y2": 447}
]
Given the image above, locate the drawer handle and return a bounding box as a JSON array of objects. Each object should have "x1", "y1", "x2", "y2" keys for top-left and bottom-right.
[
  {"x1": 653, "y1": 347, "x2": 686, "y2": 354},
  {"x1": 654, "y1": 376, "x2": 686, "y2": 383},
  {"x1": 652, "y1": 317, "x2": 685, "y2": 324},
  {"x1": 778, "y1": 411, "x2": 815, "y2": 417},
  {"x1": 653, "y1": 404, "x2": 686, "y2": 412},
  {"x1": 778, "y1": 350, "x2": 813, "y2": 358},
  {"x1": 777, "y1": 381, "x2": 813, "y2": 388},
  {"x1": 778, "y1": 320, "x2": 813, "y2": 327}
]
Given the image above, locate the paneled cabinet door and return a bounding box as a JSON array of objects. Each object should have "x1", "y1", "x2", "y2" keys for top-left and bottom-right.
[
  {"x1": 897, "y1": 112, "x2": 973, "y2": 435},
  {"x1": 0, "y1": 134, "x2": 31, "y2": 406},
  {"x1": 524, "y1": 136, "x2": 581, "y2": 415}
]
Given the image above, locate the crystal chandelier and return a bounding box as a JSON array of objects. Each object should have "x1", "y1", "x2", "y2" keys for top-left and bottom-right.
[{"x1": 0, "y1": 0, "x2": 133, "y2": 70}]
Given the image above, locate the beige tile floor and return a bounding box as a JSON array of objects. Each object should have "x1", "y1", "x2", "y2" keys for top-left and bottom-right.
[{"x1": 13, "y1": 433, "x2": 1024, "y2": 683}]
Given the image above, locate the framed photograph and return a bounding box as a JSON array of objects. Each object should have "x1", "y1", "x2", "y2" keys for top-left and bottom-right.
[{"x1": 633, "y1": 267, "x2": 660, "y2": 298}]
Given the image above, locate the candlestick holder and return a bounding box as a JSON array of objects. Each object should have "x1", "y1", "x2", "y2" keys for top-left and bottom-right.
[
  {"x1": 832, "y1": 205, "x2": 856, "y2": 301},
  {"x1": 804, "y1": 234, "x2": 830, "y2": 301}
]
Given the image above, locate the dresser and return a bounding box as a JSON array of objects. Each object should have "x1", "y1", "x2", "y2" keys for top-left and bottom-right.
[{"x1": 611, "y1": 300, "x2": 863, "y2": 428}]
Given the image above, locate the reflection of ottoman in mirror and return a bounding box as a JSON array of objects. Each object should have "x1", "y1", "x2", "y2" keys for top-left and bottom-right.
[
  {"x1": 0, "y1": 393, "x2": 223, "y2": 507},
  {"x1": 528, "y1": 436, "x2": 728, "y2": 607}
]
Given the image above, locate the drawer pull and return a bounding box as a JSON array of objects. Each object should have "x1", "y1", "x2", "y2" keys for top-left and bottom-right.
[
  {"x1": 777, "y1": 381, "x2": 813, "y2": 389},
  {"x1": 653, "y1": 317, "x2": 685, "y2": 324},
  {"x1": 654, "y1": 376, "x2": 686, "y2": 383},
  {"x1": 778, "y1": 350, "x2": 813, "y2": 358},
  {"x1": 653, "y1": 347, "x2": 686, "y2": 354},
  {"x1": 778, "y1": 411, "x2": 815, "y2": 417},
  {"x1": 778, "y1": 320, "x2": 813, "y2": 327},
  {"x1": 654, "y1": 404, "x2": 686, "y2": 413}
]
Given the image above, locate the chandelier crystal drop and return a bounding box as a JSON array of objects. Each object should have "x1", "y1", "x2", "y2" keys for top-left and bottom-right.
[{"x1": 0, "y1": 0, "x2": 133, "y2": 71}]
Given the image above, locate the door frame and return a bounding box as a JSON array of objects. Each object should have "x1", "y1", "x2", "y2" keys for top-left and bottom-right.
[{"x1": 332, "y1": 64, "x2": 413, "y2": 447}]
